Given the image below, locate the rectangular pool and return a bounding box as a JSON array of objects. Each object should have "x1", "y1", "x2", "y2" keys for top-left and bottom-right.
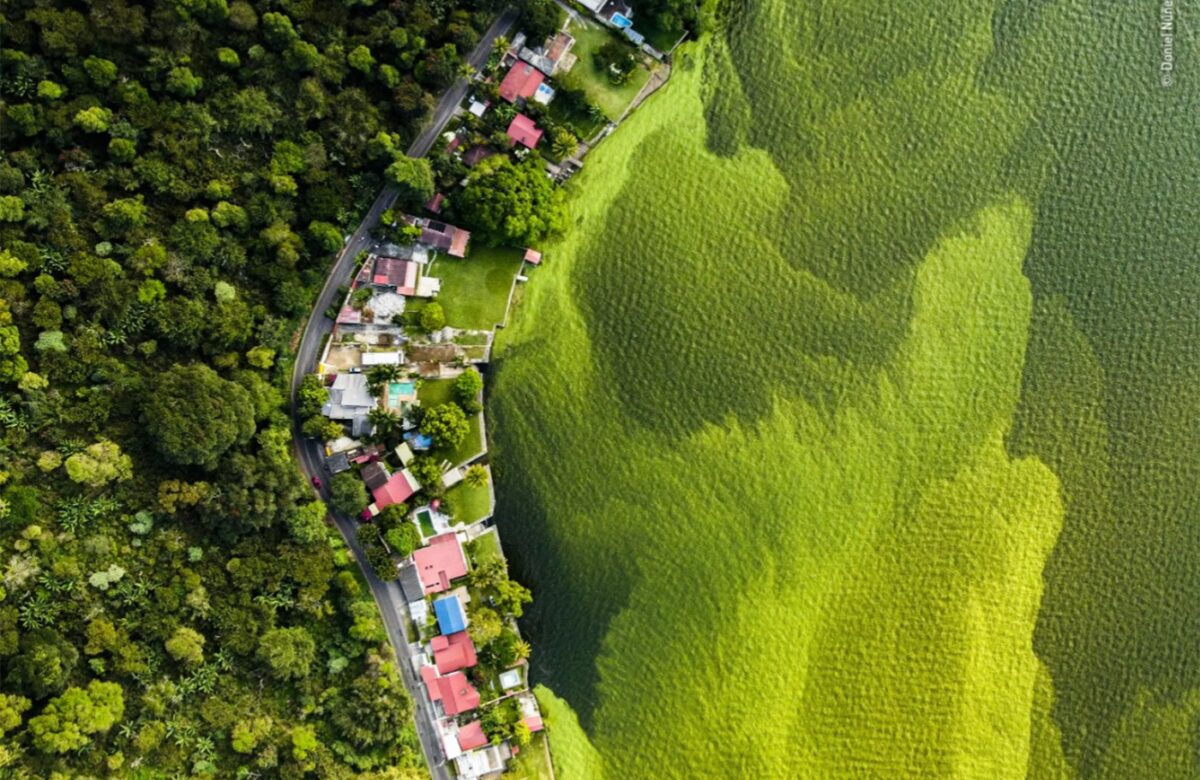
[{"x1": 388, "y1": 380, "x2": 415, "y2": 406}]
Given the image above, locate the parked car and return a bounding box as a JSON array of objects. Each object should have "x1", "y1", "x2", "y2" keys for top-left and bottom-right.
[{"x1": 311, "y1": 476, "x2": 322, "y2": 489}]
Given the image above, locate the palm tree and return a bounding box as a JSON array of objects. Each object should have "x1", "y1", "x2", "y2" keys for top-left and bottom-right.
[
  {"x1": 464, "y1": 464, "x2": 488, "y2": 488},
  {"x1": 513, "y1": 639, "x2": 531, "y2": 661},
  {"x1": 366, "y1": 364, "x2": 402, "y2": 394},
  {"x1": 492, "y1": 36, "x2": 511, "y2": 60},
  {"x1": 368, "y1": 407, "x2": 404, "y2": 438}
]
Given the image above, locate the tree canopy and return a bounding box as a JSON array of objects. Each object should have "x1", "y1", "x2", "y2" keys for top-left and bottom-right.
[
  {"x1": 454, "y1": 156, "x2": 568, "y2": 245},
  {"x1": 143, "y1": 364, "x2": 256, "y2": 469}
]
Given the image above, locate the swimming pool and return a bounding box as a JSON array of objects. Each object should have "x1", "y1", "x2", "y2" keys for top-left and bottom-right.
[{"x1": 388, "y1": 380, "x2": 415, "y2": 406}]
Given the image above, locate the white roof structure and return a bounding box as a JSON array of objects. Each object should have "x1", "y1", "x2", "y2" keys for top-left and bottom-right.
[
  {"x1": 416, "y1": 276, "x2": 442, "y2": 298},
  {"x1": 323, "y1": 373, "x2": 377, "y2": 419},
  {"x1": 579, "y1": 0, "x2": 605, "y2": 11},
  {"x1": 362, "y1": 351, "x2": 403, "y2": 366},
  {"x1": 441, "y1": 467, "x2": 463, "y2": 488},
  {"x1": 455, "y1": 745, "x2": 508, "y2": 780},
  {"x1": 409, "y1": 599, "x2": 429, "y2": 625},
  {"x1": 499, "y1": 669, "x2": 522, "y2": 690},
  {"x1": 395, "y1": 442, "x2": 415, "y2": 465},
  {"x1": 533, "y1": 83, "x2": 556, "y2": 105},
  {"x1": 468, "y1": 99, "x2": 488, "y2": 117}
]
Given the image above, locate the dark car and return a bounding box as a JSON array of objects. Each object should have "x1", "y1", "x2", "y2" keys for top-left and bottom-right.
[{"x1": 311, "y1": 476, "x2": 322, "y2": 489}]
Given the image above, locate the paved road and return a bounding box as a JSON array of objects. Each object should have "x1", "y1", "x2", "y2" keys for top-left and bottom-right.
[{"x1": 289, "y1": 10, "x2": 518, "y2": 780}]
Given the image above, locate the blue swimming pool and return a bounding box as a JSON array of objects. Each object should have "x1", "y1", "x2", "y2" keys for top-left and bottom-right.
[{"x1": 388, "y1": 381, "x2": 415, "y2": 405}]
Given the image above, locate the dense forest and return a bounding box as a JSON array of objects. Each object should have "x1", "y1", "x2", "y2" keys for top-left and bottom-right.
[{"x1": 0, "y1": 0, "x2": 522, "y2": 776}]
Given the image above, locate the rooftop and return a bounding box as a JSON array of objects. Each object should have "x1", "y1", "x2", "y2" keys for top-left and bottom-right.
[
  {"x1": 431, "y1": 630, "x2": 477, "y2": 674},
  {"x1": 507, "y1": 114, "x2": 544, "y2": 149},
  {"x1": 434, "y1": 594, "x2": 468, "y2": 635},
  {"x1": 498, "y1": 62, "x2": 545, "y2": 102},
  {"x1": 412, "y1": 532, "x2": 469, "y2": 594},
  {"x1": 361, "y1": 461, "x2": 391, "y2": 491},
  {"x1": 456, "y1": 720, "x2": 489, "y2": 752},
  {"x1": 372, "y1": 468, "x2": 419, "y2": 508},
  {"x1": 422, "y1": 667, "x2": 480, "y2": 716},
  {"x1": 374, "y1": 256, "x2": 419, "y2": 295}
]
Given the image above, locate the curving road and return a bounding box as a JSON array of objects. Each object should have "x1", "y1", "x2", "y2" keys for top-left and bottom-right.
[{"x1": 289, "y1": 9, "x2": 519, "y2": 779}]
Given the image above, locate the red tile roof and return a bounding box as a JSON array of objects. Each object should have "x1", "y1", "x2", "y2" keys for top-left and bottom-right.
[
  {"x1": 499, "y1": 63, "x2": 545, "y2": 103},
  {"x1": 507, "y1": 114, "x2": 543, "y2": 149},
  {"x1": 524, "y1": 248, "x2": 542, "y2": 265},
  {"x1": 412, "y1": 533, "x2": 468, "y2": 594},
  {"x1": 424, "y1": 670, "x2": 480, "y2": 716},
  {"x1": 523, "y1": 715, "x2": 544, "y2": 733},
  {"x1": 425, "y1": 192, "x2": 445, "y2": 214},
  {"x1": 431, "y1": 630, "x2": 478, "y2": 674},
  {"x1": 456, "y1": 721, "x2": 489, "y2": 752},
  {"x1": 372, "y1": 470, "x2": 418, "y2": 509}
]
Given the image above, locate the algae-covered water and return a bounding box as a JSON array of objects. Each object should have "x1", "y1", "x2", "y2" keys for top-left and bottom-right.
[{"x1": 490, "y1": 2, "x2": 1200, "y2": 776}]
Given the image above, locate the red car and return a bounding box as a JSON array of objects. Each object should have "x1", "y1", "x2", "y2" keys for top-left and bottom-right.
[{"x1": 311, "y1": 476, "x2": 322, "y2": 490}]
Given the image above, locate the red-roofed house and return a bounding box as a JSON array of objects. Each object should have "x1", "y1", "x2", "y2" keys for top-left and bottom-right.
[
  {"x1": 507, "y1": 114, "x2": 543, "y2": 149},
  {"x1": 425, "y1": 192, "x2": 445, "y2": 214},
  {"x1": 498, "y1": 62, "x2": 545, "y2": 103},
  {"x1": 373, "y1": 257, "x2": 418, "y2": 296},
  {"x1": 413, "y1": 533, "x2": 469, "y2": 594},
  {"x1": 524, "y1": 248, "x2": 542, "y2": 265},
  {"x1": 432, "y1": 630, "x2": 478, "y2": 674},
  {"x1": 522, "y1": 715, "x2": 544, "y2": 733},
  {"x1": 456, "y1": 721, "x2": 488, "y2": 752},
  {"x1": 423, "y1": 668, "x2": 480, "y2": 716},
  {"x1": 372, "y1": 469, "x2": 419, "y2": 509}
]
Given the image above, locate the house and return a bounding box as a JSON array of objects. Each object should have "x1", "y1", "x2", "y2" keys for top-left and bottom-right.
[
  {"x1": 420, "y1": 666, "x2": 480, "y2": 716},
  {"x1": 463, "y1": 146, "x2": 495, "y2": 168},
  {"x1": 412, "y1": 532, "x2": 468, "y2": 594},
  {"x1": 455, "y1": 721, "x2": 489, "y2": 752},
  {"x1": 468, "y1": 99, "x2": 489, "y2": 117},
  {"x1": 326, "y1": 451, "x2": 351, "y2": 474},
  {"x1": 518, "y1": 46, "x2": 556, "y2": 77},
  {"x1": 455, "y1": 743, "x2": 510, "y2": 780},
  {"x1": 361, "y1": 461, "x2": 391, "y2": 492},
  {"x1": 398, "y1": 561, "x2": 425, "y2": 603},
  {"x1": 434, "y1": 594, "x2": 468, "y2": 634},
  {"x1": 416, "y1": 218, "x2": 471, "y2": 258},
  {"x1": 425, "y1": 192, "x2": 445, "y2": 214},
  {"x1": 507, "y1": 114, "x2": 543, "y2": 149},
  {"x1": 518, "y1": 692, "x2": 545, "y2": 733},
  {"x1": 323, "y1": 373, "x2": 377, "y2": 436},
  {"x1": 373, "y1": 256, "x2": 419, "y2": 296},
  {"x1": 394, "y1": 442, "x2": 415, "y2": 466},
  {"x1": 372, "y1": 468, "x2": 420, "y2": 509},
  {"x1": 524, "y1": 248, "x2": 543, "y2": 265},
  {"x1": 431, "y1": 630, "x2": 477, "y2": 673},
  {"x1": 498, "y1": 62, "x2": 545, "y2": 102},
  {"x1": 578, "y1": 0, "x2": 606, "y2": 11}
]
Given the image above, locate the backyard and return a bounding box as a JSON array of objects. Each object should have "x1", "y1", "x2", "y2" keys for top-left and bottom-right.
[
  {"x1": 558, "y1": 22, "x2": 653, "y2": 121},
  {"x1": 447, "y1": 479, "x2": 492, "y2": 525},
  {"x1": 431, "y1": 246, "x2": 525, "y2": 330},
  {"x1": 505, "y1": 733, "x2": 553, "y2": 780},
  {"x1": 418, "y1": 378, "x2": 485, "y2": 465}
]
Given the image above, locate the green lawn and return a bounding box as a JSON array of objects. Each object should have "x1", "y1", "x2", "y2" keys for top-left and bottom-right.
[
  {"x1": 546, "y1": 96, "x2": 606, "y2": 144},
  {"x1": 447, "y1": 479, "x2": 491, "y2": 525},
  {"x1": 417, "y1": 378, "x2": 485, "y2": 465},
  {"x1": 431, "y1": 246, "x2": 524, "y2": 329},
  {"x1": 468, "y1": 528, "x2": 504, "y2": 563},
  {"x1": 506, "y1": 733, "x2": 553, "y2": 780},
  {"x1": 559, "y1": 22, "x2": 652, "y2": 121}
]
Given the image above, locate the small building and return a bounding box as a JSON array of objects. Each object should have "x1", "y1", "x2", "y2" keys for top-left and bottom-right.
[
  {"x1": 624, "y1": 27, "x2": 645, "y2": 46},
  {"x1": 361, "y1": 461, "x2": 391, "y2": 492},
  {"x1": 532, "y1": 82, "x2": 556, "y2": 105},
  {"x1": 463, "y1": 146, "x2": 496, "y2": 168},
  {"x1": 412, "y1": 532, "x2": 469, "y2": 594},
  {"x1": 498, "y1": 668, "x2": 523, "y2": 690},
  {"x1": 415, "y1": 218, "x2": 471, "y2": 258},
  {"x1": 421, "y1": 666, "x2": 481, "y2": 717},
  {"x1": 394, "y1": 441, "x2": 415, "y2": 466},
  {"x1": 425, "y1": 192, "x2": 445, "y2": 214},
  {"x1": 518, "y1": 46, "x2": 556, "y2": 77},
  {"x1": 579, "y1": 0, "x2": 606, "y2": 11},
  {"x1": 431, "y1": 630, "x2": 477, "y2": 674},
  {"x1": 524, "y1": 248, "x2": 543, "y2": 265},
  {"x1": 361, "y1": 351, "x2": 403, "y2": 366},
  {"x1": 507, "y1": 114, "x2": 544, "y2": 149},
  {"x1": 498, "y1": 62, "x2": 545, "y2": 102},
  {"x1": 455, "y1": 721, "x2": 489, "y2": 752},
  {"x1": 372, "y1": 468, "x2": 420, "y2": 509},
  {"x1": 546, "y1": 31, "x2": 576, "y2": 72},
  {"x1": 455, "y1": 743, "x2": 510, "y2": 780},
  {"x1": 326, "y1": 451, "x2": 351, "y2": 474},
  {"x1": 373, "y1": 256, "x2": 419, "y2": 296},
  {"x1": 398, "y1": 562, "x2": 425, "y2": 603},
  {"x1": 468, "y1": 99, "x2": 489, "y2": 117},
  {"x1": 434, "y1": 594, "x2": 468, "y2": 635}
]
